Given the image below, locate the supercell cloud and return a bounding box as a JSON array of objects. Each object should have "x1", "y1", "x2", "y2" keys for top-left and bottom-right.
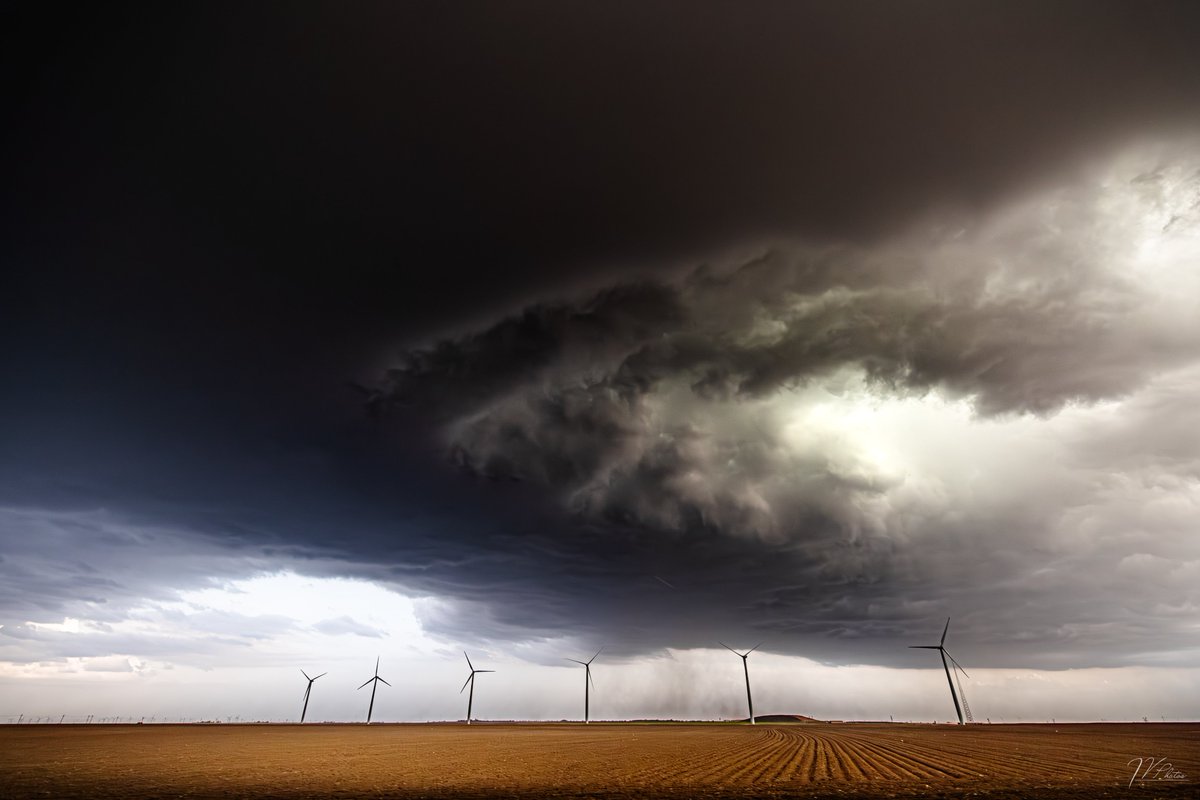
[
  {"x1": 372, "y1": 142, "x2": 1200, "y2": 666},
  {"x1": 3, "y1": 2, "x2": 1200, "y2": 721}
]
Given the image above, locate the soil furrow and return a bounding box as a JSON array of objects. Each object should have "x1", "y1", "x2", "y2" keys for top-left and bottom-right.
[
  {"x1": 2, "y1": 722, "x2": 1196, "y2": 799},
  {"x1": 835, "y1": 735, "x2": 927, "y2": 780}
]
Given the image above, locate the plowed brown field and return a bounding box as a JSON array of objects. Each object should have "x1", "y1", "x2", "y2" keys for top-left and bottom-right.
[{"x1": 1, "y1": 722, "x2": 1196, "y2": 799}]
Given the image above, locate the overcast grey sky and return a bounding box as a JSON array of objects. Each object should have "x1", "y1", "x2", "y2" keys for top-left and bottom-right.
[{"x1": 2, "y1": 2, "x2": 1199, "y2": 723}]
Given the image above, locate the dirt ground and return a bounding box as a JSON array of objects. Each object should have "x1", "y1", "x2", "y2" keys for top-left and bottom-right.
[{"x1": 1, "y1": 722, "x2": 1196, "y2": 799}]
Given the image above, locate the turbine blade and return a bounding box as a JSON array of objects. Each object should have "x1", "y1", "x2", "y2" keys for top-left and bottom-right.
[
  {"x1": 464, "y1": 651, "x2": 474, "y2": 671},
  {"x1": 588, "y1": 667, "x2": 595, "y2": 690},
  {"x1": 357, "y1": 678, "x2": 373, "y2": 690},
  {"x1": 945, "y1": 651, "x2": 969, "y2": 678},
  {"x1": 478, "y1": 670, "x2": 495, "y2": 673},
  {"x1": 941, "y1": 617, "x2": 950, "y2": 646},
  {"x1": 314, "y1": 672, "x2": 327, "y2": 680},
  {"x1": 460, "y1": 674, "x2": 473, "y2": 694},
  {"x1": 301, "y1": 669, "x2": 311, "y2": 680},
  {"x1": 566, "y1": 659, "x2": 587, "y2": 666},
  {"x1": 747, "y1": 642, "x2": 764, "y2": 655},
  {"x1": 909, "y1": 645, "x2": 939, "y2": 649},
  {"x1": 718, "y1": 641, "x2": 739, "y2": 655},
  {"x1": 377, "y1": 677, "x2": 391, "y2": 687},
  {"x1": 587, "y1": 646, "x2": 604, "y2": 664}
]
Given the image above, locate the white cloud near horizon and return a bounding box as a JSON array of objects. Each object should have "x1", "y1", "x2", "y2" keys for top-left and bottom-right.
[{"x1": 1, "y1": 571, "x2": 1197, "y2": 724}]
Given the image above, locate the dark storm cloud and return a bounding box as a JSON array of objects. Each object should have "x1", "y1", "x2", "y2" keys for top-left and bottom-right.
[
  {"x1": 379, "y1": 149, "x2": 1199, "y2": 525},
  {"x1": 3, "y1": 2, "x2": 1200, "y2": 674},
  {"x1": 7, "y1": 2, "x2": 1200, "y2": 348},
  {"x1": 364, "y1": 148, "x2": 1200, "y2": 667}
]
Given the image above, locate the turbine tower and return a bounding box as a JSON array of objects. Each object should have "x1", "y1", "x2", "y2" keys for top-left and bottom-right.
[
  {"x1": 719, "y1": 642, "x2": 761, "y2": 724},
  {"x1": 565, "y1": 647, "x2": 602, "y2": 723},
  {"x1": 460, "y1": 652, "x2": 494, "y2": 725},
  {"x1": 357, "y1": 657, "x2": 390, "y2": 724},
  {"x1": 299, "y1": 669, "x2": 326, "y2": 723},
  {"x1": 909, "y1": 617, "x2": 971, "y2": 725}
]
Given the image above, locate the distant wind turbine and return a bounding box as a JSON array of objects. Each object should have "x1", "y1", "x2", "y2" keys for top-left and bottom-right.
[
  {"x1": 357, "y1": 657, "x2": 390, "y2": 723},
  {"x1": 299, "y1": 669, "x2": 326, "y2": 723},
  {"x1": 566, "y1": 647, "x2": 603, "y2": 723},
  {"x1": 460, "y1": 652, "x2": 494, "y2": 724},
  {"x1": 909, "y1": 617, "x2": 971, "y2": 725},
  {"x1": 719, "y1": 642, "x2": 761, "y2": 724}
]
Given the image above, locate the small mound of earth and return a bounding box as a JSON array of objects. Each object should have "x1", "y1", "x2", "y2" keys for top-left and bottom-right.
[{"x1": 751, "y1": 714, "x2": 821, "y2": 723}]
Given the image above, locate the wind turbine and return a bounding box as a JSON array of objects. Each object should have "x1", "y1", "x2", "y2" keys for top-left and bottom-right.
[
  {"x1": 460, "y1": 652, "x2": 494, "y2": 724},
  {"x1": 357, "y1": 657, "x2": 390, "y2": 723},
  {"x1": 299, "y1": 669, "x2": 326, "y2": 723},
  {"x1": 909, "y1": 617, "x2": 971, "y2": 725},
  {"x1": 719, "y1": 642, "x2": 761, "y2": 724},
  {"x1": 566, "y1": 647, "x2": 602, "y2": 723}
]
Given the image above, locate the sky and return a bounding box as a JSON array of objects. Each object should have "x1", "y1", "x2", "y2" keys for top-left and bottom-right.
[{"x1": 2, "y1": 2, "x2": 1200, "y2": 724}]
